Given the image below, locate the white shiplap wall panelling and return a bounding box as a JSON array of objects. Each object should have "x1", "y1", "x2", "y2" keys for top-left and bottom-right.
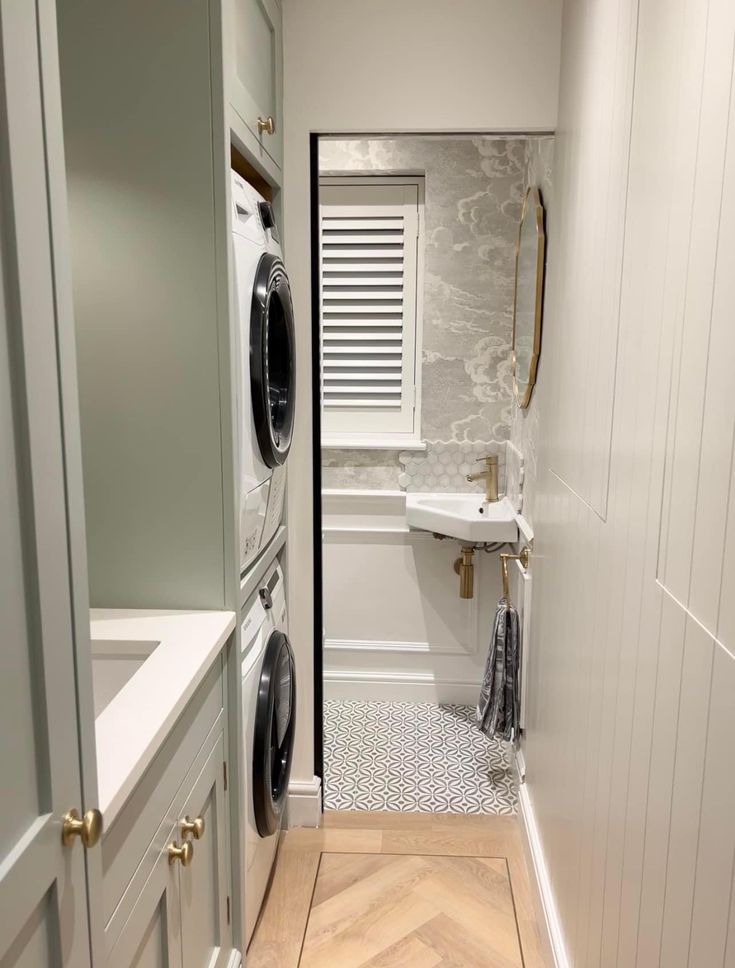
[
  {"x1": 635, "y1": 597, "x2": 690, "y2": 968},
  {"x1": 658, "y1": 619, "x2": 714, "y2": 967},
  {"x1": 521, "y1": 0, "x2": 735, "y2": 963},
  {"x1": 544, "y1": 0, "x2": 638, "y2": 520},
  {"x1": 691, "y1": 48, "x2": 735, "y2": 646},
  {"x1": 688, "y1": 644, "x2": 735, "y2": 966},
  {"x1": 658, "y1": 0, "x2": 735, "y2": 633},
  {"x1": 611, "y1": 0, "x2": 709, "y2": 962}
]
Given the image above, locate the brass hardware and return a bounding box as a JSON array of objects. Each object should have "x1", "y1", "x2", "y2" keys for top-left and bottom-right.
[
  {"x1": 466, "y1": 454, "x2": 499, "y2": 503},
  {"x1": 180, "y1": 815, "x2": 205, "y2": 840},
  {"x1": 454, "y1": 545, "x2": 476, "y2": 599},
  {"x1": 257, "y1": 115, "x2": 275, "y2": 135},
  {"x1": 512, "y1": 187, "x2": 546, "y2": 409},
  {"x1": 500, "y1": 546, "x2": 530, "y2": 602},
  {"x1": 62, "y1": 808, "x2": 103, "y2": 848},
  {"x1": 168, "y1": 840, "x2": 194, "y2": 866}
]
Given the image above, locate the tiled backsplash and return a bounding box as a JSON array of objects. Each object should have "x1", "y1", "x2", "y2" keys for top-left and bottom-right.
[
  {"x1": 322, "y1": 439, "x2": 527, "y2": 508},
  {"x1": 504, "y1": 440, "x2": 525, "y2": 513},
  {"x1": 398, "y1": 440, "x2": 507, "y2": 495}
]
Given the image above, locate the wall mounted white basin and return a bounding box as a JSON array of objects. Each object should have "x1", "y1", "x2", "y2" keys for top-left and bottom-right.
[{"x1": 406, "y1": 493, "x2": 518, "y2": 543}]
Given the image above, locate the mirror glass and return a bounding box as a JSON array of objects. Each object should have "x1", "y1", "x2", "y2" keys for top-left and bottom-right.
[{"x1": 512, "y1": 187, "x2": 545, "y2": 408}]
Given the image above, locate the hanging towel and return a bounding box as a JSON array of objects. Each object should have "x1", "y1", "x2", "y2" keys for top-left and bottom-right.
[{"x1": 477, "y1": 597, "x2": 520, "y2": 741}]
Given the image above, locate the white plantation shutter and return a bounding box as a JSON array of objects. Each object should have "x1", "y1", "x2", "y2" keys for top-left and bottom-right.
[{"x1": 319, "y1": 179, "x2": 422, "y2": 436}]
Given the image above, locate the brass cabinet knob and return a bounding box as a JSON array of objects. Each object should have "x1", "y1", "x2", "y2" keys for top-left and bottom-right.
[
  {"x1": 168, "y1": 840, "x2": 193, "y2": 866},
  {"x1": 62, "y1": 808, "x2": 103, "y2": 848},
  {"x1": 257, "y1": 115, "x2": 275, "y2": 135},
  {"x1": 180, "y1": 815, "x2": 205, "y2": 840}
]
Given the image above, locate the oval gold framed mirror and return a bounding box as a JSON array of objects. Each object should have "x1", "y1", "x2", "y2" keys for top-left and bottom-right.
[{"x1": 512, "y1": 187, "x2": 546, "y2": 409}]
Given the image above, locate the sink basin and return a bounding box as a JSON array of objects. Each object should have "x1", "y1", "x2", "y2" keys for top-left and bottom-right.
[
  {"x1": 406, "y1": 493, "x2": 518, "y2": 543},
  {"x1": 91, "y1": 639, "x2": 160, "y2": 718}
]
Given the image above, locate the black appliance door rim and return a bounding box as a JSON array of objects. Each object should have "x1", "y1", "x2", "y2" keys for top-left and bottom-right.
[
  {"x1": 249, "y1": 253, "x2": 295, "y2": 469},
  {"x1": 252, "y1": 629, "x2": 297, "y2": 838}
]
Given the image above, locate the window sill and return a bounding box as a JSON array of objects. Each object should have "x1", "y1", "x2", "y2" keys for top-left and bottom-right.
[{"x1": 321, "y1": 435, "x2": 427, "y2": 453}]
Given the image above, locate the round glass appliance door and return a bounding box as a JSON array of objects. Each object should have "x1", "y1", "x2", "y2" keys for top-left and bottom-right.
[
  {"x1": 250, "y1": 254, "x2": 295, "y2": 468},
  {"x1": 253, "y1": 629, "x2": 297, "y2": 837}
]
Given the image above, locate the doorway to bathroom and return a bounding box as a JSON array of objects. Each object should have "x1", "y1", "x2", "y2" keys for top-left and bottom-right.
[{"x1": 310, "y1": 133, "x2": 553, "y2": 814}]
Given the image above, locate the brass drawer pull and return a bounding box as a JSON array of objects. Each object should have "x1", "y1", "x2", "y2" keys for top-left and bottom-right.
[
  {"x1": 168, "y1": 840, "x2": 193, "y2": 866},
  {"x1": 257, "y1": 115, "x2": 275, "y2": 135},
  {"x1": 62, "y1": 808, "x2": 103, "y2": 848},
  {"x1": 180, "y1": 815, "x2": 205, "y2": 840}
]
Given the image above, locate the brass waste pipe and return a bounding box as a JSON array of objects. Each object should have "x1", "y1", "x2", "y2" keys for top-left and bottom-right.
[{"x1": 453, "y1": 545, "x2": 476, "y2": 599}]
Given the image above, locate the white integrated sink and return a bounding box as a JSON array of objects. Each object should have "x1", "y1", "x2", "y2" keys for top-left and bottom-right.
[
  {"x1": 406, "y1": 492, "x2": 518, "y2": 543},
  {"x1": 91, "y1": 639, "x2": 160, "y2": 718}
]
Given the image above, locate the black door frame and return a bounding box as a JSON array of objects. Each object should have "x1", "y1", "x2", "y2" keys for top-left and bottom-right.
[{"x1": 309, "y1": 133, "x2": 324, "y2": 784}]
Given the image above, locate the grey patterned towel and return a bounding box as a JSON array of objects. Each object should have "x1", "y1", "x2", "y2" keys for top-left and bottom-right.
[{"x1": 477, "y1": 597, "x2": 520, "y2": 741}]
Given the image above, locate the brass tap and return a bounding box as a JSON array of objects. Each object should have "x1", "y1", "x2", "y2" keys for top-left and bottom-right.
[{"x1": 466, "y1": 454, "x2": 499, "y2": 503}]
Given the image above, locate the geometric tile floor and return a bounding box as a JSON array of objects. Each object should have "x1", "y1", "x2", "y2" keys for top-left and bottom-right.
[{"x1": 323, "y1": 701, "x2": 517, "y2": 814}]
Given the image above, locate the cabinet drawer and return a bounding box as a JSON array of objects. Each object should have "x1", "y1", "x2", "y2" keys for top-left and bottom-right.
[{"x1": 103, "y1": 658, "x2": 224, "y2": 927}]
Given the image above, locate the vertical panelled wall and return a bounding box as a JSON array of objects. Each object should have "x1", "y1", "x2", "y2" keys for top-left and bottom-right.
[{"x1": 523, "y1": 0, "x2": 735, "y2": 965}]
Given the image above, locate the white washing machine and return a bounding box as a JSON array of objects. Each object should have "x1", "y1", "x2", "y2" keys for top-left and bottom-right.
[
  {"x1": 231, "y1": 171, "x2": 295, "y2": 575},
  {"x1": 240, "y1": 561, "x2": 296, "y2": 947}
]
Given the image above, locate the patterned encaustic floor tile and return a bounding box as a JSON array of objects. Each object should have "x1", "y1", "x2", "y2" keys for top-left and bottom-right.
[{"x1": 323, "y1": 701, "x2": 517, "y2": 815}]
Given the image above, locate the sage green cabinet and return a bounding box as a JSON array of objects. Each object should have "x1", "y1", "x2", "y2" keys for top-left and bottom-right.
[
  {"x1": 225, "y1": 0, "x2": 284, "y2": 176},
  {"x1": 105, "y1": 681, "x2": 234, "y2": 968},
  {"x1": 108, "y1": 832, "x2": 182, "y2": 968},
  {"x1": 0, "y1": 0, "x2": 101, "y2": 963}
]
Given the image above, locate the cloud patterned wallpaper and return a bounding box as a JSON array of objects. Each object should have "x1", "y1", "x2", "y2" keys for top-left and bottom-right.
[
  {"x1": 319, "y1": 135, "x2": 554, "y2": 493},
  {"x1": 509, "y1": 137, "x2": 554, "y2": 524}
]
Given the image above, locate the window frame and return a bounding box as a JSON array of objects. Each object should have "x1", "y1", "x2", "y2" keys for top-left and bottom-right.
[{"x1": 318, "y1": 173, "x2": 425, "y2": 449}]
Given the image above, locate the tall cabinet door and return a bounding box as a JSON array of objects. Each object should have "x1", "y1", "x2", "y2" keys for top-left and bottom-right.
[
  {"x1": 225, "y1": 0, "x2": 283, "y2": 170},
  {"x1": 179, "y1": 734, "x2": 232, "y2": 968},
  {"x1": 0, "y1": 0, "x2": 96, "y2": 964}
]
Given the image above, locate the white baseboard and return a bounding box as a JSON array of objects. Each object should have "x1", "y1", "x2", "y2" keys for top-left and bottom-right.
[
  {"x1": 517, "y1": 780, "x2": 571, "y2": 968},
  {"x1": 225, "y1": 950, "x2": 242, "y2": 968},
  {"x1": 323, "y1": 669, "x2": 480, "y2": 704},
  {"x1": 287, "y1": 777, "x2": 322, "y2": 828}
]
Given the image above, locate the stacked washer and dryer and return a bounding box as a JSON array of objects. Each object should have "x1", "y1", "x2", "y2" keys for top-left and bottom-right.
[
  {"x1": 232, "y1": 171, "x2": 295, "y2": 575},
  {"x1": 231, "y1": 171, "x2": 297, "y2": 948}
]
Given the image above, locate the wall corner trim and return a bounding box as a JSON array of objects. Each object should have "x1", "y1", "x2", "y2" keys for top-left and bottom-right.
[
  {"x1": 287, "y1": 777, "x2": 322, "y2": 829},
  {"x1": 517, "y1": 782, "x2": 571, "y2": 968}
]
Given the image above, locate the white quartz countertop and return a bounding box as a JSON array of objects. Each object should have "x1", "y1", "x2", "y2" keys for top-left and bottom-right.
[{"x1": 91, "y1": 608, "x2": 236, "y2": 827}]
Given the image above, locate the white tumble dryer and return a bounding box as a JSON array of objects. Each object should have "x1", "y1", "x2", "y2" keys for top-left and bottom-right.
[
  {"x1": 240, "y1": 561, "x2": 296, "y2": 948},
  {"x1": 231, "y1": 171, "x2": 295, "y2": 575}
]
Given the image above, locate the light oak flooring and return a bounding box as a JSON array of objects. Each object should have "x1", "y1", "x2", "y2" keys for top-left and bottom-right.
[{"x1": 247, "y1": 811, "x2": 547, "y2": 968}]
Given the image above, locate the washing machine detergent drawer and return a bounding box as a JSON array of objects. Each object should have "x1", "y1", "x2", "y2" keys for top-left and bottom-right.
[
  {"x1": 241, "y1": 599, "x2": 268, "y2": 658},
  {"x1": 260, "y1": 464, "x2": 287, "y2": 551},
  {"x1": 240, "y1": 479, "x2": 270, "y2": 573}
]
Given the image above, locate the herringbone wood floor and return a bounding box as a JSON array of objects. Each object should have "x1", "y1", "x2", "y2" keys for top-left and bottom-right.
[{"x1": 247, "y1": 811, "x2": 547, "y2": 967}]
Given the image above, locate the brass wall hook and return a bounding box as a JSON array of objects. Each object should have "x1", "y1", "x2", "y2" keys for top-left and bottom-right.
[{"x1": 500, "y1": 546, "x2": 530, "y2": 602}]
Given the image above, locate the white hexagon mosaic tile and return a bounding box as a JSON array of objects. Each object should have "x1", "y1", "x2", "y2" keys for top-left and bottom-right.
[{"x1": 398, "y1": 439, "x2": 508, "y2": 494}]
